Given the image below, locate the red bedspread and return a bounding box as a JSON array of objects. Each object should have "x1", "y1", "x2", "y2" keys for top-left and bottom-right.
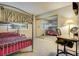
[
  {"x1": 46, "y1": 30, "x2": 57, "y2": 36},
  {"x1": 0, "y1": 32, "x2": 32, "y2": 56}
]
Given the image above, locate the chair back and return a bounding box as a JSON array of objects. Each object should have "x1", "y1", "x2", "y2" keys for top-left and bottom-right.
[{"x1": 56, "y1": 28, "x2": 61, "y2": 36}]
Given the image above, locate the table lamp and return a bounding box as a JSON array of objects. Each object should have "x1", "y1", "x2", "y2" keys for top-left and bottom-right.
[{"x1": 65, "y1": 19, "x2": 76, "y2": 37}]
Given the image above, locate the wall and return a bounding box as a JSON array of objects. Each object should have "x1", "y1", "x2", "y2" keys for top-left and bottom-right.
[
  {"x1": 35, "y1": 19, "x2": 44, "y2": 37},
  {"x1": 35, "y1": 5, "x2": 77, "y2": 37}
]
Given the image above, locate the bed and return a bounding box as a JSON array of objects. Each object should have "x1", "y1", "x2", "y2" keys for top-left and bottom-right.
[
  {"x1": 0, "y1": 32, "x2": 32, "y2": 56},
  {"x1": 45, "y1": 30, "x2": 57, "y2": 36},
  {"x1": 0, "y1": 4, "x2": 33, "y2": 56}
]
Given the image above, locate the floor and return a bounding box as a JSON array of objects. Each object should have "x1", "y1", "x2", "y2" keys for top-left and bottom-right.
[
  {"x1": 10, "y1": 36, "x2": 79, "y2": 56},
  {"x1": 10, "y1": 36, "x2": 57, "y2": 56}
]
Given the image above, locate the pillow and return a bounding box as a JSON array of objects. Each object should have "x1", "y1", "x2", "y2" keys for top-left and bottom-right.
[{"x1": 0, "y1": 32, "x2": 20, "y2": 38}]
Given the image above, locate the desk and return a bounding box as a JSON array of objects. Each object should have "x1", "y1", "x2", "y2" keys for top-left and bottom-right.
[{"x1": 56, "y1": 36, "x2": 79, "y2": 56}]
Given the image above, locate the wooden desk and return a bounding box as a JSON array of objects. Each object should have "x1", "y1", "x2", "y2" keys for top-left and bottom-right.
[{"x1": 56, "y1": 36, "x2": 79, "y2": 56}]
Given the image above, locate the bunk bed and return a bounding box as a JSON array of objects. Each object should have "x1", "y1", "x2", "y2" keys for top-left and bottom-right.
[{"x1": 0, "y1": 4, "x2": 33, "y2": 56}]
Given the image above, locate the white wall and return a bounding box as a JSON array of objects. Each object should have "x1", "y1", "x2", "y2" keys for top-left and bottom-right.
[{"x1": 36, "y1": 5, "x2": 77, "y2": 37}]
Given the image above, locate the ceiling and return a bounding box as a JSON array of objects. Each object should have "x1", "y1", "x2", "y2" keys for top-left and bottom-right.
[{"x1": 0, "y1": 2, "x2": 72, "y2": 15}]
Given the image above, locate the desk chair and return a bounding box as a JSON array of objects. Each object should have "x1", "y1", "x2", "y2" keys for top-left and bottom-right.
[{"x1": 56, "y1": 28, "x2": 75, "y2": 56}]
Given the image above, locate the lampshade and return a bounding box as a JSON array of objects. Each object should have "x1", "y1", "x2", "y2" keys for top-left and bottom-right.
[{"x1": 65, "y1": 20, "x2": 76, "y2": 25}]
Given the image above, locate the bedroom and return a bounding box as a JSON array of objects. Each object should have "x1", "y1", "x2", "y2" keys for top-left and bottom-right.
[{"x1": 0, "y1": 2, "x2": 78, "y2": 56}]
